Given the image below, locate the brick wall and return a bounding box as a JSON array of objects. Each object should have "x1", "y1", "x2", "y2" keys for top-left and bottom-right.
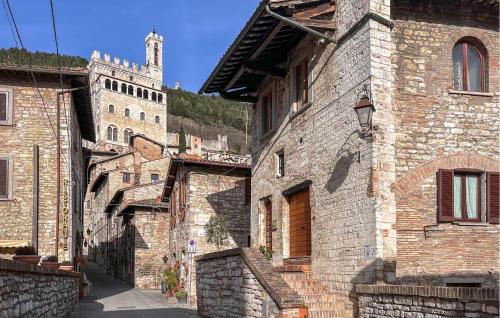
[
  {"x1": 357, "y1": 284, "x2": 499, "y2": 318},
  {"x1": 391, "y1": 0, "x2": 500, "y2": 285},
  {"x1": 0, "y1": 259, "x2": 79, "y2": 317}
]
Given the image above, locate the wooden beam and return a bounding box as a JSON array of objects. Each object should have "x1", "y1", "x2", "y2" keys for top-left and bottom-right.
[
  {"x1": 293, "y1": 2, "x2": 336, "y2": 19},
  {"x1": 290, "y1": 18, "x2": 337, "y2": 30},
  {"x1": 224, "y1": 21, "x2": 285, "y2": 91},
  {"x1": 245, "y1": 64, "x2": 287, "y2": 77}
]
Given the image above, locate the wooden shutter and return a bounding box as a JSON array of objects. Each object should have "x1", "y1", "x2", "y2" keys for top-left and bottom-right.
[
  {"x1": 0, "y1": 93, "x2": 6, "y2": 122},
  {"x1": 0, "y1": 159, "x2": 8, "y2": 198},
  {"x1": 437, "y1": 169, "x2": 454, "y2": 222},
  {"x1": 487, "y1": 172, "x2": 499, "y2": 224},
  {"x1": 264, "y1": 200, "x2": 272, "y2": 250}
]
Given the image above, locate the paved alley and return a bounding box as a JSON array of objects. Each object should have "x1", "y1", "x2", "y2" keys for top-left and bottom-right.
[{"x1": 72, "y1": 262, "x2": 200, "y2": 318}]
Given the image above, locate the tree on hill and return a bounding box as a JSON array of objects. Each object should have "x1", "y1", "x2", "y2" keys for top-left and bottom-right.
[
  {"x1": 0, "y1": 47, "x2": 88, "y2": 68},
  {"x1": 178, "y1": 125, "x2": 187, "y2": 154}
]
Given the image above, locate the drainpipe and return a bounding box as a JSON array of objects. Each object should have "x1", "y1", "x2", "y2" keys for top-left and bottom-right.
[{"x1": 264, "y1": 4, "x2": 336, "y2": 43}]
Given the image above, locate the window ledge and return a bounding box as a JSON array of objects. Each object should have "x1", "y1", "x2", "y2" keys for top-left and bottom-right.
[
  {"x1": 289, "y1": 102, "x2": 312, "y2": 120},
  {"x1": 448, "y1": 90, "x2": 494, "y2": 97},
  {"x1": 0, "y1": 198, "x2": 13, "y2": 202},
  {"x1": 452, "y1": 221, "x2": 492, "y2": 227}
]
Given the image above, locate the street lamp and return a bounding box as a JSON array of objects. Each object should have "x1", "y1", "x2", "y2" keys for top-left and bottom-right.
[{"x1": 354, "y1": 95, "x2": 375, "y2": 130}]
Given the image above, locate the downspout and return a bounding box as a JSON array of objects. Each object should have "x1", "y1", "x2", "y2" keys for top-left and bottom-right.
[{"x1": 264, "y1": 4, "x2": 336, "y2": 43}]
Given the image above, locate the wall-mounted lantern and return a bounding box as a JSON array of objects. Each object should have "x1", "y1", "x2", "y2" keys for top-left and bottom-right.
[{"x1": 354, "y1": 84, "x2": 375, "y2": 135}]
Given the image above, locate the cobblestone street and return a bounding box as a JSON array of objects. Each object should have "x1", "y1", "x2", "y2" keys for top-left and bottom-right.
[{"x1": 72, "y1": 262, "x2": 200, "y2": 318}]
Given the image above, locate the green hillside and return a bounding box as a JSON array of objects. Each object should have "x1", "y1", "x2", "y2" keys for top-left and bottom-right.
[{"x1": 0, "y1": 48, "x2": 88, "y2": 68}]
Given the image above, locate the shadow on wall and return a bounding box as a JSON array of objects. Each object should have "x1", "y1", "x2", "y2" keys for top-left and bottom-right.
[
  {"x1": 324, "y1": 152, "x2": 357, "y2": 193},
  {"x1": 205, "y1": 178, "x2": 250, "y2": 248}
]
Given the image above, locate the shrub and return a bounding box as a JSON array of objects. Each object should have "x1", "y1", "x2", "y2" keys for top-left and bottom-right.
[
  {"x1": 163, "y1": 267, "x2": 180, "y2": 292},
  {"x1": 259, "y1": 246, "x2": 274, "y2": 260},
  {"x1": 14, "y1": 246, "x2": 36, "y2": 256},
  {"x1": 175, "y1": 290, "x2": 188, "y2": 299},
  {"x1": 60, "y1": 260, "x2": 72, "y2": 266},
  {"x1": 41, "y1": 255, "x2": 58, "y2": 262},
  {"x1": 205, "y1": 215, "x2": 229, "y2": 248}
]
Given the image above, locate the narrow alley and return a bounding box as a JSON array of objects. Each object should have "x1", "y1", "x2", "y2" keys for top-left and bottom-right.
[{"x1": 72, "y1": 262, "x2": 200, "y2": 318}]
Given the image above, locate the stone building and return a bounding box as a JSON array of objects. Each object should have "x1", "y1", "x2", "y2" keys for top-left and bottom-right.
[
  {"x1": 0, "y1": 65, "x2": 95, "y2": 261},
  {"x1": 85, "y1": 134, "x2": 169, "y2": 288},
  {"x1": 200, "y1": 0, "x2": 499, "y2": 317},
  {"x1": 161, "y1": 154, "x2": 251, "y2": 302},
  {"x1": 87, "y1": 30, "x2": 167, "y2": 154}
]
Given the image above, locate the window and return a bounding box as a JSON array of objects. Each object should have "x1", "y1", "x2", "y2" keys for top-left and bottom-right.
[
  {"x1": 127, "y1": 85, "x2": 133, "y2": 95},
  {"x1": 111, "y1": 70, "x2": 115, "y2": 76},
  {"x1": 151, "y1": 174, "x2": 159, "y2": 183},
  {"x1": 178, "y1": 174, "x2": 188, "y2": 221},
  {"x1": 152, "y1": 92, "x2": 157, "y2": 102},
  {"x1": 108, "y1": 105, "x2": 114, "y2": 113},
  {"x1": 245, "y1": 177, "x2": 251, "y2": 205},
  {"x1": 107, "y1": 125, "x2": 118, "y2": 141},
  {"x1": 140, "y1": 112, "x2": 145, "y2": 121},
  {"x1": 129, "y1": 76, "x2": 133, "y2": 81},
  {"x1": 155, "y1": 116, "x2": 160, "y2": 124},
  {"x1": 124, "y1": 128, "x2": 133, "y2": 144},
  {"x1": 104, "y1": 79, "x2": 111, "y2": 89},
  {"x1": 124, "y1": 108, "x2": 130, "y2": 117},
  {"x1": 143, "y1": 89, "x2": 149, "y2": 99},
  {"x1": 112, "y1": 81, "x2": 118, "y2": 91},
  {"x1": 294, "y1": 58, "x2": 310, "y2": 110},
  {"x1": 0, "y1": 89, "x2": 12, "y2": 125},
  {"x1": 261, "y1": 91, "x2": 273, "y2": 135},
  {"x1": 154, "y1": 43, "x2": 159, "y2": 66},
  {"x1": 276, "y1": 151, "x2": 285, "y2": 177},
  {"x1": 453, "y1": 41, "x2": 486, "y2": 92},
  {"x1": 158, "y1": 93, "x2": 163, "y2": 103},
  {"x1": 137, "y1": 87, "x2": 142, "y2": 98},
  {"x1": 437, "y1": 169, "x2": 499, "y2": 223},
  {"x1": 123, "y1": 172, "x2": 131, "y2": 183},
  {"x1": 121, "y1": 83, "x2": 127, "y2": 93},
  {"x1": 0, "y1": 156, "x2": 12, "y2": 199}
]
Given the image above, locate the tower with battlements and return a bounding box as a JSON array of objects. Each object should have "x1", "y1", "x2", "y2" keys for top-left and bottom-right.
[{"x1": 87, "y1": 31, "x2": 167, "y2": 153}]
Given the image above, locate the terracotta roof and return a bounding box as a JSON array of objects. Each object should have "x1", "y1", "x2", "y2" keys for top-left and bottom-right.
[
  {"x1": 129, "y1": 198, "x2": 169, "y2": 209},
  {"x1": 130, "y1": 134, "x2": 165, "y2": 150},
  {"x1": 0, "y1": 63, "x2": 88, "y2": 75}
]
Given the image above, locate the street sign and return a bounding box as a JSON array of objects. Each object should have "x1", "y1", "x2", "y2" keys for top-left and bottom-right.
[{"x1": 188, "y1": 239, "x2": 196, "y2": 253}]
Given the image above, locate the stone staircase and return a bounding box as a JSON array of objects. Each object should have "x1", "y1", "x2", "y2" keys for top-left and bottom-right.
[{"x1": 279, "y1": 270, "x2": 341, "y2": 318}]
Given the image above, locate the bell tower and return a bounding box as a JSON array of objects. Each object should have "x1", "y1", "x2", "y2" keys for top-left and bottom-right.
[{"x1": 145, "y1": 29, "x2": 163, "y2": 84}]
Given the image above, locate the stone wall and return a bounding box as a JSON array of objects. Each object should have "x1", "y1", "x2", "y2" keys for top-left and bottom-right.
[
  {"x1": 391, "y1": 0, "x2": 500, "y2": 285},
  {"x1": 0, "y1": 72, "x2": 87, "y2": 260},
  {"x1": 357, "y1": 284, "x2": 499, "y2": 318},
  {"x1": 195, "y1": 248, "x2": 301, "y2": 318},
  {"x1": 167, "y1": 165, "x2": 250, "y2": 301},
  {"x1": 0, "y1": 259, "x2": 79, "y2": 317}
]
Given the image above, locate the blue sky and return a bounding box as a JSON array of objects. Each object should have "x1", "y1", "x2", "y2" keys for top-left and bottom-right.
[{"x1": 0, "y1": 0, "x2": 260, "y2": 92}]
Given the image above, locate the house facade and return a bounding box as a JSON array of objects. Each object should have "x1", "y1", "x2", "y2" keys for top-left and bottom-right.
[
  {"x1": 0, "y1": 65, "x2": 95, "y2": 261},
  {"x1": 161, "y1": 154, "x2": 251, "y2": 302},
  {"x1": 87, "y1": 31, "x2": 167, "y2": 154},
  {"x1": 85, "y1": 134, "x2": 169, "y2": 288},
  {"x1": 200, "y1": 0, "x2": 499, "y2": 316}
]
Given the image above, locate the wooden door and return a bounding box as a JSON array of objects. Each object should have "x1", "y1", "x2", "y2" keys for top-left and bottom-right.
[
  {"x1": 264, "y1": 199, "x2": 272, "y2": 250},
  {"x1": 289, "y1": 189, "x2": 311, "y2": 258}
]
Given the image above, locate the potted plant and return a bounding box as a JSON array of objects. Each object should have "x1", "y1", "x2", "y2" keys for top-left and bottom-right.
[
  {"x1": 59, "y1": 260, "x2": 74, "y2": 271},
  {"x1": 40, "y1": 255, "x2": 60, "y2": 269},
  {"x1": 13, "y1": 246, "x2": 40, "y2": 265},
  {"x1": 175, "y1": 290, "x2": 188, "y2": 304},
  {"x1": 299, "y1": 302, "x2": 309, "y2": 318}
]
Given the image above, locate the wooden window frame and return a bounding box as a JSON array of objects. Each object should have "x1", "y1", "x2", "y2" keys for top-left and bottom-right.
[
  {"x1": 0, "y1": 155, "x2": 13, "y2": 200},
  {"x1": 454, "y1": 41, "x2": 486, "y2": 92},
  {"x1": 0, "y1": 87, "x2": 13, "y2": 125},
  {"x1": 294, "y1": 58, "x2": 309, "y2": 110},
  {"x1": 453, "y1": 171, "x2": 482, "y2": 222},
  {"x1": 261, "y1": 88, "x2": 274, "y2": 136}
]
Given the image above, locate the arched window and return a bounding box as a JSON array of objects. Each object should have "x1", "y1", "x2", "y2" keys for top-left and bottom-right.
[
  {"x1": 121, "y1": 83, "x2": 127, "y2": 93},
  {"x1": 158, "y1": 93, "x2": 163, "y2": 103},
  {"x1": 154, "y1": 43, "x2": 159, "y2": 66},
  {"x1": 453, "y1": 40, "x2": 486, "y2": 92},
  {"x1": 137, "y1": 88, "x2": 142, "y2": 98},
  {"x1": 107, "y1": 125, "x2": 118, "y2": 141},
  {"x1": 108, "y1": 105, "x2": 114, "y2": 113},
  {"x1": 112, "y1": 81, "x2": 118, "y2": 91},
  {"x1": 155, "y1": 116, "x2": 160, "y2": 124},
  {"x1": 111, "y1": 70, "x2": 115, "y2": 76},
  {"x1": 152, "y1": 92, "x2": 157, "y2": 102},
  {"x1": 124, "y1": 128, "x2": 134, "y2": 144},
  {"x1": 140, "y1": 112, "x2": 145, "y2": 121},
  {"x1": 143, "y1": 89, "x2": 149, "y2": 99},
  {"x1": 105, "y1": 79, "x2": 111, "y2": 89},
  {"x1": 128, "y1": 85, "x2": 133, "y2": 95},
  {"x1": 125, "y1": 108, "x2": 130, "y2": 117}
]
